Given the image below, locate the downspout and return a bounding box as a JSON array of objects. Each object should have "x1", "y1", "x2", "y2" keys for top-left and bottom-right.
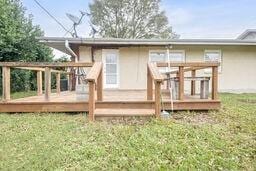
[
  {"x1": 65, "y1": 40, "x2": 79, "y2": 87},
  {"x1": 65, "y1": 40, "x2": 78, "y2": 62}
]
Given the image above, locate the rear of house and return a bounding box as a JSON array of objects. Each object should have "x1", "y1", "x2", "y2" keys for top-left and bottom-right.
[{"x1": 39, "y1": 29, "x2": 256, "y2": 93}]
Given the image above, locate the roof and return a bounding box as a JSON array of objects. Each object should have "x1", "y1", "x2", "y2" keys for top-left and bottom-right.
[
  {"x1": 237, "y1": 29, "x2": 256, "y2": 40},
  {"x1": 38, "y1": 36, "x2": 256, "y2": 55}
]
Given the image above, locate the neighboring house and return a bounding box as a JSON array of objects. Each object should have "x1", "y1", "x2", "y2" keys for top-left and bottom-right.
[{"x1": 39, "y1": 29, "x2": 256, "y2": 93}]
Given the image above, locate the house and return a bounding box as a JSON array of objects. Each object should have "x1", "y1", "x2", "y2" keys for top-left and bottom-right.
[
  {"x1": 1, "y1": 30, "x2": 255, "y2": 120},
  {"x1": 39, "y1": 29, "x2": 256, "y2": 93}
]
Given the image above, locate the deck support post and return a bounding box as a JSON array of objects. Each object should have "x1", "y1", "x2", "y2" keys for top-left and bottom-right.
[
  {"x1": 56, "y1": 72, "x2": 61, "y2": 94},
  {"x1": 97, "y1": 67, "x2": 103, "y2": 101},
  {"x1": 44, "y1": 67, "x2": 51, "y2": 101},
  {"x1": 68, "y1": 73, "x2": 72, "y2": 91},
  {"x1": 37, "y1": 71, "x2": 43, "y2": 96},
  {"x1": 191, "y1": 70, "x2": 196, "y2": 95},
  {"x1": 212, "y1": 66, "x2": 218, "y2": 100},
  {"x1": 178, "y1": 66, "x2": 184, "y2": 100},
  {"x1": 2, "y1": 67, "x2": 10, "y2": 101},
  {"x1": 147, "y1": 66, "x2": 153, "y2": 100},
  {"x1": 155, "y1": 81, "x2": 162, "y2": 118},
  {"x1": 88, "y1": 81, "x2": 95, "y2": 121}
]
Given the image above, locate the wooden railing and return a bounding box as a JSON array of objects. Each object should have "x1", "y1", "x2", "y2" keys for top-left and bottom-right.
[
  {"x1": 0, "y1": 62, "x2": 93, "y2": 101},
  {"x1": 147, "y1": 62, "x2": 164, "y2": 118},
  {"x1": 85, "y1": 62, "x2": 103, "y2": 121},
  {"x1": 156, "y1": 62, "x2": 220, "y2": 100}
]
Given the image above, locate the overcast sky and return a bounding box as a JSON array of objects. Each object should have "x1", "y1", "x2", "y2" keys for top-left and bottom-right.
[{"x1": 22, "y1": 0, "x2": 256, "y2": 57}]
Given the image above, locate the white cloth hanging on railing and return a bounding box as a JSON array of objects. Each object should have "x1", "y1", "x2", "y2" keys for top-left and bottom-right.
[{"x1": 166, "y1": 47, "x2": 174, "y2": 112}]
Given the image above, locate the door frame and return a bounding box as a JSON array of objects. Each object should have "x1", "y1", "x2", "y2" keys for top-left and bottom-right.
[{"x1": 102, "y1": 49, "x2": 120, "y2": 89}]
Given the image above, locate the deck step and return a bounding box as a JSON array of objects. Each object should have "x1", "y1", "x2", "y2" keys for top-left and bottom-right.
[
  {"x1": 95, "y1": 108, "x2": 155, "y2": 123},
  {"x1": 95, "y1": 109, "x2": 155, "y2": 117}
]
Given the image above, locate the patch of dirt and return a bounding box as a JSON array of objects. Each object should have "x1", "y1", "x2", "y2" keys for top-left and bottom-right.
[
  {"x1": 96, "y1": 116, "x2": 152, "y2": 125},
  {"x1": 172, "y1": 113, "x2": 217, "y2": 125}
]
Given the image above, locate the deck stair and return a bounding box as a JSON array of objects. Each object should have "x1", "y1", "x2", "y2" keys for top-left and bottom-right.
[{"x1": 94, "y1": 108, "x2": 155, "y2": 121}]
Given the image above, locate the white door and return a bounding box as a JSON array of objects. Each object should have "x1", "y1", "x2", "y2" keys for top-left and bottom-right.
[{"x1": 102, "y1": 49, "x2": 119, "y2": 88}]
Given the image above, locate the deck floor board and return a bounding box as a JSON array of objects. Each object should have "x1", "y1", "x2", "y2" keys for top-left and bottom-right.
[
  {"x1": 0, "y1": 90, "x2": 220, "y2": 113},
  {"x1": 2, "y1": 90, "x2": 205, "y2": 103}
]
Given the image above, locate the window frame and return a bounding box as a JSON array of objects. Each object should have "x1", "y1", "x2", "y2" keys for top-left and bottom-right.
[
  {"x1": 169, "y1": 50, "x2": 186, "y2": 62},
  {"x1": 148, "y1": 49, "x2": 186, "y2": 62},
  {"x1": 204, "y1": 49, "x2": 222, "y2": 73},
  {"x1": 148, "y1": 50, "x2": 168, "y2": 62},
  {"x1": 148, "y1": 49, "x2": 186, "y2": 73}
]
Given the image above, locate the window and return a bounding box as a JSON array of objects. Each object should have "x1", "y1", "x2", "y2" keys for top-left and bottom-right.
[
  {"x1": 149, "y1": 50, "x2": 185, "y2": 73},
  {"x1": 169, "y1": 50, "x2": 185, "y2": 62},
  {"x1": 204, "y1": 50, "x2": 222, "y2": 73},
  {"x1": 149, "y1": 50, "x2": 167, "y2": 73},
  {"x1": 149, "y1": 51, "x2": 167, "y2": 62}
]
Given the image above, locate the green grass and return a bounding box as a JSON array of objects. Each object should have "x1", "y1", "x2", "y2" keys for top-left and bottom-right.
[
  {"x1": 10, "y1": 91, "x2": 37, "y2": 99},
  {"x1": 0, "y1": 93, "x2": 255, "y2": 170}
]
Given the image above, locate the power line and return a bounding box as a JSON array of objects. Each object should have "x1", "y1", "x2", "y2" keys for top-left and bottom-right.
[
  {"x1": 33, "y1": 0, "x2": 71, "y2": 34},
  {"x1": 63, "y1": 26, "x2": 74, "y2": 37}
]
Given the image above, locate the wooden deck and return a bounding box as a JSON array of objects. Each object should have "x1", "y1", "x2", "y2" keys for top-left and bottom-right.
[
  {"x1": 0, "y1": 90, "x2": 221, "y2": 113},
  {"x1": 0, "y1": 62, "x2": 221, "y2": 120}
]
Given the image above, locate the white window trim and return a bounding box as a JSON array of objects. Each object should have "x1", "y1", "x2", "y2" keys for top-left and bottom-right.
[
  {"x1": 169, "y1": 50, "x2": 186, "y2": 62},
  {"x1": 204, "y1": 50, "x2": 222, "y2": 73}
]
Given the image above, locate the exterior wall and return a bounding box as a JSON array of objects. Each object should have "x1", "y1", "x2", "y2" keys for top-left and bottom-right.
[{"x1": 78, "y1": 45, "x2": 256, "y2": 93}]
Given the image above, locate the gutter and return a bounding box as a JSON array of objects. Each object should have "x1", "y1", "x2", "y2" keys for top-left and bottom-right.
[{"x1": 65, "y1": 40, "x2": 78, "y2": 62}]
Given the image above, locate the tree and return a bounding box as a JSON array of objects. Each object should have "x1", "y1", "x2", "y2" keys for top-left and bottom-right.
[
  {"x1": 89, "y1": 0, "x2": 178, "y2": 39},
  {"x1": 0, "y1": 0, "x2": 53, "y2": 93}
]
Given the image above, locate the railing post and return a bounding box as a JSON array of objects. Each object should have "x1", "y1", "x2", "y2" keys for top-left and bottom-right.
[
  {"x1": 191, "y1": 69, "x2": 196, "y2": 95},
  {"x1": 155, "y1": 81, "x2": 161, "y2": 118},
  {"x1": 37, "y1": 71, "x2": 43, "y2": 96},
  {"x1": 44, "y1": 67, "x2": 51, "y2": 101},
  {"x1": 56, "y1": 72, "x2": 61, "y2": 94},
  {"x1": 97, "y1": 67, "x2": 103, "y2": 101},
  {"x1": 2, "y1": 67, "x2": 10, "y2": 101},
  {"x1": 88, "y1": 81, "x2": 95, "y2": 121},
  {"x1": 178, "y1": 66, "x2": 184, "y2": 100},
  {"x1": 147, "y1": 65, "x2": 153, "y2": 100},
  {"x1": 212, "y1": 66, "x2": 218, "y2": 100},
  {"x1": 68, "y1": 73, "x2": 72, "y2": 91}
]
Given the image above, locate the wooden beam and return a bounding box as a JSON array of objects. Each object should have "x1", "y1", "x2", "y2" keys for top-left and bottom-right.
[
  {"x1": 167, "y1": 66, "x2": 209, "y2": 75},
  {"x1": 88, "y1": 81, "x2": 95, "y2": 121},
  {"x1": 37, "y1": 71, "x2": 43, "y2": 96},
  {"x1": 0, "y1": 102, "x2": 89, "y2": 113},
  {"x1": 157, "y1": 62, "x2": 220, "y2": 67},
  {"x1": 44, "y1": 67, "x2": 51, "y2": 101},
  {"x1": 191, "y1": 70, "x2": 196, "y2": 95},
  {"x1": 14, "y1": 67, "x2": 68, "y2": 73},
  {"x1": 178, "y1": 66, "x2": 184, "y2": 100},
  {"x1": 97, "y1": 67, "x2": 103, "y2": 101},
  {"x1": 212, "y1": 66, "x2": 218, "y2": 100},
  {"x1": 67, "y1": 73, "x2": 72, "y2": 91},
  {"x1": 147, "y1": 62, "x2": 164, "y2": 82},
  {"x1": 0, "y1": 62, "x2": 93, "y2": 67},
  {"x1": 147, "y1": 66, "x2": 153, "y2": 100},
  {"x1": 2, "y1": 67, "x2": 10, "y2": 101},
  {"x1": 86, "y1": 62, "x2": 103, "y2": 82},
  {"x1": 154, "y1": 81, "x2": 161, "y2": 118},
  {"x1": 0, "y1": 100, "x2": 221, "y2": 113},
  {"x1": 56, "y1": 72, "x2": 61, "y2": 94}
]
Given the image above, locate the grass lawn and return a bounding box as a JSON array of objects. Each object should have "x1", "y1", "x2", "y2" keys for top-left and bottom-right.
[{"x1": 0, "y1": 93, "x2": 255, "y2": 170}]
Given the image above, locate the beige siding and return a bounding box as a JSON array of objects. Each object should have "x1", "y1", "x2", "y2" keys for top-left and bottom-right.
[{"x1": 78, "y1": 45, "x2": 256, "y2": 93}]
